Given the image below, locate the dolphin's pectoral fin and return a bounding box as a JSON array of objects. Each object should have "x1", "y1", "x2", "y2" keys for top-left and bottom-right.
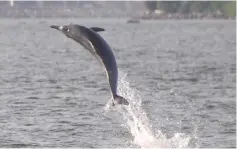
[
  {"x1": 90, "y1": 27, "x2": 105, "y2": 32},
  {"x1": 79, "y1": 38, "x2": 97, "y2": 57}
]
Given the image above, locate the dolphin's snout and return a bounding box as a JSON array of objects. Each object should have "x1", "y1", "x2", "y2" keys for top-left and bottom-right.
[
  {"x1": 50, "y1": 25, "x2": 59, "y2": 30},
  {"x1": 50, "y1": 25, "x2": 63, "y2": 31}
]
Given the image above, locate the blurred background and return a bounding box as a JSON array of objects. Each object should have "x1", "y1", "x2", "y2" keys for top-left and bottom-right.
[{"x1": 0, "y1": 1, "x2": 236, "y2": 19}]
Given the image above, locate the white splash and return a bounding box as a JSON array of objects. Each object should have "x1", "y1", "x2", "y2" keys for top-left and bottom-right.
[{"x1": 106, "y1": 73, "x2": 191, "y2": 148}]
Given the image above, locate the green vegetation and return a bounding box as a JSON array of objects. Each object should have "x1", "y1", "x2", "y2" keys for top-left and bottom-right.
[
  {"x1": 145, "y1": 1, "x2": 236, "y2": 17},
  {"x1": 222, "y1": 1, "x2": 236, "y2": 17}
]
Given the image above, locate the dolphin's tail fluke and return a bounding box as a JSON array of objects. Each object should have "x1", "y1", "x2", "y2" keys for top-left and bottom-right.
[{"x1": 113, "y1": 94, "x2": 129, "y2": 105}]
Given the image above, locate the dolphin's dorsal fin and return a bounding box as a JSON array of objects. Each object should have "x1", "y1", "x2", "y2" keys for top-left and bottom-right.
[{"x1": 90, "y1": 27, "x2": 105, "y2": 32}]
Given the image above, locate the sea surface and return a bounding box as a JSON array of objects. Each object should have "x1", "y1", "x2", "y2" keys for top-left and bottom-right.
[{"x1": 0, "y1": 18, "x2": 236, "y2": 148}]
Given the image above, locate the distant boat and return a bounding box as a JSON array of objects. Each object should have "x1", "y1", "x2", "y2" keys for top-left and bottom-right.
[{"x1": 127, "y1": 18, "x2": 140, "y2": 24}]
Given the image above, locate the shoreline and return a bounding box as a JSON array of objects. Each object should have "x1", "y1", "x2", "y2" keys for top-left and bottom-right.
[{"x1": 0, "y1": 16, "x2": 235, "y2": 21}]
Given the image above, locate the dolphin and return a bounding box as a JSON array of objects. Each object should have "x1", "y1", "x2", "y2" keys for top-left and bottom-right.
[{"x1": 50, "y1": 23, "x2": 129, "y2": 106}]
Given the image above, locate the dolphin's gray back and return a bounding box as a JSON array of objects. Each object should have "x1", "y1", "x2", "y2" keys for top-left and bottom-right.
[{"x1": 78, "y1": 26, "x2": 118, "y2": 96}]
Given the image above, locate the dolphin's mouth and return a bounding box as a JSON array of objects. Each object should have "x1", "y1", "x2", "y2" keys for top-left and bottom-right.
[{"x1": 50, "y1": 25, "x2": 61, "y2": 30}]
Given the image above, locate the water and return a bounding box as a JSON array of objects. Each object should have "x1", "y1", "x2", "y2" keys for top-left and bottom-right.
[{"x1": 0, "y1": 18, "x2": 236, "y2": 148}]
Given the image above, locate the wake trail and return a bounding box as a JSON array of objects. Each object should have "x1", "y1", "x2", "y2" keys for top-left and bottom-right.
[{"x1": 104, "y1": 73, "x2": 192, "y2": 148}]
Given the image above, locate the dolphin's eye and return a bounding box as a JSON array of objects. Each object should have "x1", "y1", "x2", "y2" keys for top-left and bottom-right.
[{"x1": 63, "y1": 27, "x2": 69, "y2": 32}]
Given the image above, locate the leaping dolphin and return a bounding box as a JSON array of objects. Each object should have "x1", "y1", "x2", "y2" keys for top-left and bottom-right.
[{"x1": 50, "y1": 23, "x2": 129, "y2": 106}]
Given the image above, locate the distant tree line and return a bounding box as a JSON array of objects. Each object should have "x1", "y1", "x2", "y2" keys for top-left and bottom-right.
[{"x1": 145, "y1": 1, "x2": 236, "y2": 17}]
